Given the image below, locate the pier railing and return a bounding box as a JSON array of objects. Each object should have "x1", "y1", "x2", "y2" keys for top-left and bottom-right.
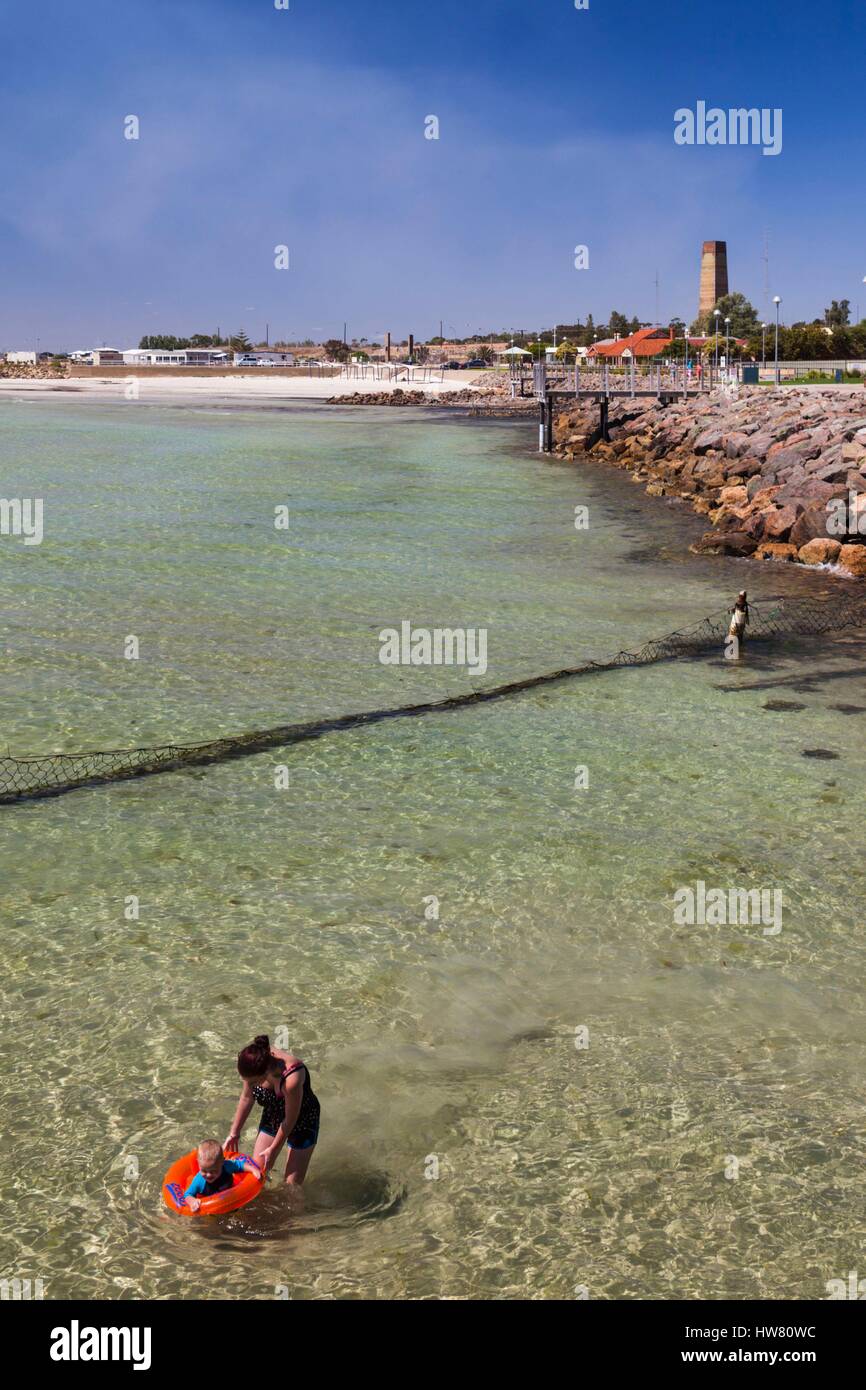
[{"x1": 338, "y1": 362, "x2": 446, "y2": 385}]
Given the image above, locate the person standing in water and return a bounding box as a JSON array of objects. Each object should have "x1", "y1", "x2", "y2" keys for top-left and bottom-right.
[
  {"x1": 728, "y1": 589, "x2": 750, "y2": 655},
  {"x1": 224, "y1": 1034, "x2": 320, "y2": 1187}
]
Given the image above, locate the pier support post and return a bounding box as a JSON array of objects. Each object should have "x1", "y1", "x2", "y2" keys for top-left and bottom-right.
[
  {"x1": 599, "y1": 398, "x2": 609, "y2": 442},
  {"x1": 539, "y1": 396, "x2": 554, "y2": 452}
]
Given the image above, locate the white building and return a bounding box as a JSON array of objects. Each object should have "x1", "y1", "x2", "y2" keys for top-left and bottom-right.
[
  {"x1": 122, "y1": 349, "x2": 189, "y2": 366},
  {"x1": 185, "y1": 348, "x2": 229, "y2": 365},
  {"x1": 6, "y1": 350, "x2": 37, "y2": 364},
  {"x1": 232, "y1": 350, "x2": 295, "y2": 366}
]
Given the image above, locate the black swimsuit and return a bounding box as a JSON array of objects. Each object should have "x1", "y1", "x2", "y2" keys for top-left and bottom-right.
[{"x1": 254, "y1": 1062, "x2": 320, "y2": 1149}]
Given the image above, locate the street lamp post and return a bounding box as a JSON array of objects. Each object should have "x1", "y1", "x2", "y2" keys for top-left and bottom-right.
[
  {"x1": 773, "y1": 295, "x2": 782, "y2": 386},
  {"x1": 724, "y1": 316, "x2": 731, "y2": 377},
  {"x1": 761, "y1": 323, "x2": 767, "y2": 373},
  {"x1": 713, "y1": 308, "x2": 721, "y2": 378}
]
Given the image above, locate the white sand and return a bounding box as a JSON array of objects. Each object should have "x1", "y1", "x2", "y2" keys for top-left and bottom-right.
[{"x1": 0, "y1": 370, "x2": 491, "y2": 405}]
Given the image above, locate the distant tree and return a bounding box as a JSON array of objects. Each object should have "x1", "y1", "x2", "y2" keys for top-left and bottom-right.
[
  {"x1": 138, "y1": 335, "x2": 191, "y2": 350},
  {"x1": 555, "y1": 339, "x2": 577, "y2": 361},
  {"x1": 229, "y1": 330, "x2": 251, "y2": 351},
  {"x1": 608, "y1": 310, "x2": 630, "y2": 338},
  {"x1": 824, "y1": 299, "x2": 851, "y2": 327},
  {"x1": 696, "y1": 292, "x2": 760, "y2": 338},
  {"x1": 473, "y1": 343, "x2": 495, "y2": 363},
  {"x1": 322, "y1": 338, "x2": 350, "y2": 362},
  {"x1": 829, "y1": 326, "x2": 856, "y2": 356},
  {"x1": 778, "y1": 324, "x2": 833, "y2": 360}
]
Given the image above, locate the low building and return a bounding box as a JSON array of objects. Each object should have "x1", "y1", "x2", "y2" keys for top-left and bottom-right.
[
  {"x1": 232, "y1": 350, "x2": 295, "y2": 366},
  {"x1": 6, "y1": 350, "x2": 37, "y2": 364},
  {"x1": 587, "y1": 327, "x2": 675, "y2": 363},
  {"x1": 91, "y1": 349, "x2": 124, "y2": 365},
  {"x1": 185, "y1": 348, "x2": 229, "y2": 365},
  {"x1": 122, "y1": 349, "x2": 189, "y2": 366}
]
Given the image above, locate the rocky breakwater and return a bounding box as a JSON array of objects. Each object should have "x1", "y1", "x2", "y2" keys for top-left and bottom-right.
[
  {"x1": 553, "y1": 388, "x2": 866, "y2": 578},
  {"x1": 325, "y1": 388, "x2": 428, "y2": 405},
  {"x1": 327, "y1": 378, "x2": 537, "y2": 416}
]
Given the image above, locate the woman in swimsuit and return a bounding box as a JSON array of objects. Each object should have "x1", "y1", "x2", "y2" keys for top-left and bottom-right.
[{"x1": 224, "y1": 1034, "x2": 320, "y2": 1187}]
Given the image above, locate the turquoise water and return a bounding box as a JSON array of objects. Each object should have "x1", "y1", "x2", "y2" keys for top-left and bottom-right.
[{"x1": 1, "y1": 397, "x2": 864, "y2": 1300}]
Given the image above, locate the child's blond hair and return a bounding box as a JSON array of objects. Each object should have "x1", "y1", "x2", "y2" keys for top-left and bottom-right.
[{"x1": 197, "y1": 1139, "x2": 223, "y2": 1166}]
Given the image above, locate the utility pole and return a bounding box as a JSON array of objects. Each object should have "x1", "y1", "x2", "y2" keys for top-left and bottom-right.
[{"x1": 265, "y1": 322, "x2": 269, "y2": 347}]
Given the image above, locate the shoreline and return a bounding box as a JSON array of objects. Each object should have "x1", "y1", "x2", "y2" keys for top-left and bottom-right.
[{"x1": 0, "y1": 369, "x2": 500, "y2": 403}]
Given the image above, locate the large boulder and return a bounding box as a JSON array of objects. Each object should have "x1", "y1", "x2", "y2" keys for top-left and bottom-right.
[
  {"x1": 798, "y1": 538, "x2": 842, "y2": 566},
  {"x1": 718, "y1": 484, "x2": 748, "y2": 506},
  {"x1": 809, "y1": 459, "x2": 851, "y2": 484},
  {"x1": 751, "y1": 485, "x2": 784, "y2": 510},
  {"x1": 743, "y1": 432, "x2": 776, "y2": 461},
  {"x1": 747, "y1": 475, "x2": 775, "y2": 501},
  {"x1": 774, "y1": 477, "x2": 835, "y2": 507},
  {"x1": 766, "y1": 443, "x2": 809, "y2": 468},
  {"x1": 789, "y1": 502, "x2": 834, "y2": 548},
  {"x1": 838, "y1": 544, "x2": 866, "y2": 578},
  {"x1": 761, "y1": 505, "x2": 800, "y2": 540},
  {"x1": 690, "y1": 530, "x2": 758, "y2": 557},
  {"x1": 724, "y1": 432, "x2": 752, "y2": 458},
  {"x1": 694, "y1": 428, "x2": 725, "y2": 454},
  {"x1": 755, "y1": 541, "x2": 799, "y2": 562},
  {"x1": 725, "y1": 455, "x2": 763, "y2": 478}
]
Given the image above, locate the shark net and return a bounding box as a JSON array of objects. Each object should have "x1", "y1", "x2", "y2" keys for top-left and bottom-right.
[{"x1": 2, "y1": 592, "x2": 865, "y2": 805}]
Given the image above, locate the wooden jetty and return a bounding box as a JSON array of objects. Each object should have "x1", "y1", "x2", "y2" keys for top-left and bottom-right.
[{"x1": 524, "y1": 360, "x2": 719, "y2": 453}]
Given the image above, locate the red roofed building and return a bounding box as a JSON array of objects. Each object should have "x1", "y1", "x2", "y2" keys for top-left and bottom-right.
[{"x1": 587, "y1": 326, "x2": 674, "y2": 361}]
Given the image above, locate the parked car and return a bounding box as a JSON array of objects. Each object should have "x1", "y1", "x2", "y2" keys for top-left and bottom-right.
[{"x1": 465, "y1": 359, "x2": 487, "y2": 369}]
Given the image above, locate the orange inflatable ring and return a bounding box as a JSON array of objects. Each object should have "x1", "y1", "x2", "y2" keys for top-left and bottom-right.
[{"x1": 162, "y1": 1149, "x2": 263, "y2": 1217}]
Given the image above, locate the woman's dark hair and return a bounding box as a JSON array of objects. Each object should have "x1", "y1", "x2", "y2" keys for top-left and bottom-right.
[{"x1": 237, "y1": 1034, "x2": 275, "y2": 1079}]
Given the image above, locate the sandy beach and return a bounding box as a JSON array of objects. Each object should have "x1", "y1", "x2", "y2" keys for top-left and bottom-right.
[{"x1": 0, "y1": 369, "x2": 491, "y2": 405}]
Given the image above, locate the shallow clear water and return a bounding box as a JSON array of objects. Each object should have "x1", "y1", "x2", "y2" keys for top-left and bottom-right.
[{"x1": 1, "y1": 398, "x2": 864, "y2": 1300}]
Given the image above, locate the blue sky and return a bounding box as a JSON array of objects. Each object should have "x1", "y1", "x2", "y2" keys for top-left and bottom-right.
[{"x1": 0, "y1": 0, "x2": 862, "y2": 349}]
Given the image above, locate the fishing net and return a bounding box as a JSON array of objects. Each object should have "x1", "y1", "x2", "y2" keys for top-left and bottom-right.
[{"x1": 3, "y1": 592, "x2": 865, "y2": 805}]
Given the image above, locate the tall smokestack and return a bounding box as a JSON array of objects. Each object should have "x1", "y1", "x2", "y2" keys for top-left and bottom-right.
[{"x1": 699, "y1": 241, "x2": 729, "y2": 324}]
